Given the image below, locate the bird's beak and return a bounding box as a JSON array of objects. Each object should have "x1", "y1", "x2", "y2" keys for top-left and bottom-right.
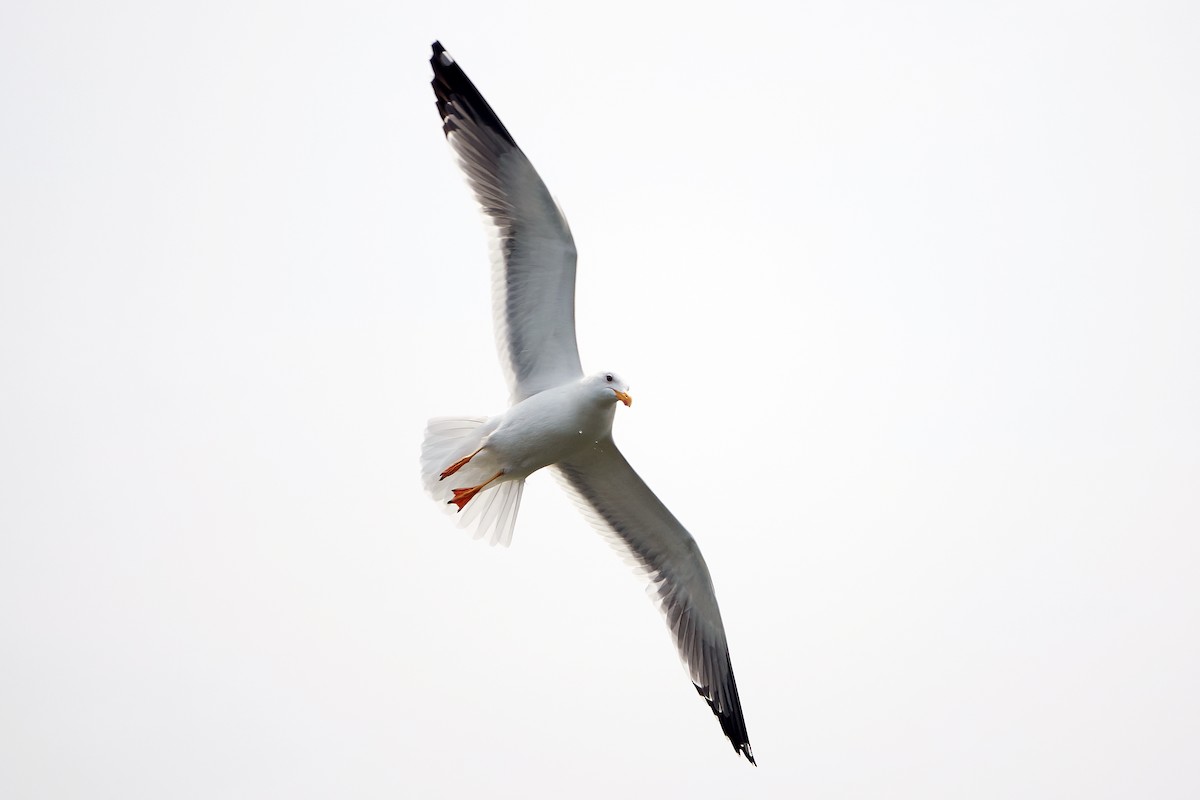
[{"x1": 613, "y1": 390, "x2": 632, "y2": 407}]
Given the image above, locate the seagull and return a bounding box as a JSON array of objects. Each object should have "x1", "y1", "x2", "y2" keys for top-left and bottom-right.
[{"x1": 422, "y1": 41, "x2": 755, "y2": 765}]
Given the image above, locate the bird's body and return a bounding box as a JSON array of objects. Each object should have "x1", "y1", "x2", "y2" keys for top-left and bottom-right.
[
  {"x1": 421, "y1": 374, "x2": 627, "y2": 510},
  {"x1": 488, "y1": 376, "x2": 625, "y2": 471},
  {"x1": 423, "y1": 41, "x2": 755, "y2": 764}
]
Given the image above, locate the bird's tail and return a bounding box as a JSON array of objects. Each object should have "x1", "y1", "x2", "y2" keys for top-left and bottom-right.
[{"x1": 420, "y1": 416, "x2": 525, "y2": 547}]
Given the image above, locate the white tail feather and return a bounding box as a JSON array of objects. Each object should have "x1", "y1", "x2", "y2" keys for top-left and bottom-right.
[{"x1": 420, "y1": 415, "x2": 525, "y2": 547}]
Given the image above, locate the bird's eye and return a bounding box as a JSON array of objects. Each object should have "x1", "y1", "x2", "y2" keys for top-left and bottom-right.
[{"x1": 605, "y1": 374, "x2": 613, "y2": 382}]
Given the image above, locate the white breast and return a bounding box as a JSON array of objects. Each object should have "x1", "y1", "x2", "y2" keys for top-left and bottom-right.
[{"x1": 484, "y1": 383, "x2": 616, "y2": 477}]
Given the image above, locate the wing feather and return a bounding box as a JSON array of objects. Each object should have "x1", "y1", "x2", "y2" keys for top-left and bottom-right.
[
  {"x1": 555, "y1": 438, "x2": 756, "y2": 764},
  {"x1": 430, "y1": 42, "x2": 583, "y2": 401}
]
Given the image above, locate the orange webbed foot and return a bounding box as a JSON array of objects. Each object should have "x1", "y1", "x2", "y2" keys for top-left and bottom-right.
[
  {"x1": 447, "y1": 472, "x2": 503, "y2": 512},
  {"x1": 440, "y1": 447, "x2": 483, "y2": 481}
]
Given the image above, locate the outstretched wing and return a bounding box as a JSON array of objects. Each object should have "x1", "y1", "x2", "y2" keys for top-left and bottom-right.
[
  {"x1": 430, "y1": 42, "x2": 583, "y2": 401},
  {"x1": 555, "y1": 438, "x2": 756, "y2": 764}
]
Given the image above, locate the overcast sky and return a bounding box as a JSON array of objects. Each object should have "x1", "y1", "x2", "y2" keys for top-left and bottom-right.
[{"x1": 2, "y1": 1, "x2": 1198, "y2": 798}]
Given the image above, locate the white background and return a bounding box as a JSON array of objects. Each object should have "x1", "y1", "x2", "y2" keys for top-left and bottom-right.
[{"x1": 2, "y1": 1, "x2": 1198, "y2": 797}]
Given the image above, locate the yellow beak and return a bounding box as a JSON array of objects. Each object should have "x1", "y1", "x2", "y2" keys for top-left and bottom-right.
[{"x1": 613, "y1": 390, "x2": 633, "y2": 407}]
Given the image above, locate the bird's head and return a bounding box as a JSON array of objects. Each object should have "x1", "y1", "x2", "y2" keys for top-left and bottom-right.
[{"x1": 586, "y1": 371, "x2": 632, "y2": 408}]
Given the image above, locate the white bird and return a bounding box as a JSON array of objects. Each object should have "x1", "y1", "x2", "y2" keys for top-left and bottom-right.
[{"x1": 422, "y1": 41, "x2": 755, "y2": 764}]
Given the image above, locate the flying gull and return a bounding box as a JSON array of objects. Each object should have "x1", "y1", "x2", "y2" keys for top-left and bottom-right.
[{"x1": 422, "y1": 41, "x2": 755, "y2": 764}]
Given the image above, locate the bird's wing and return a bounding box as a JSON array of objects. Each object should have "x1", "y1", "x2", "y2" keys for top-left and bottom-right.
[
  {"x1": 555, "y1": 438, "x2": 755, "y2": 764},
  {"x1": 430, "y1": 42, "x2": 583, "y2": 402}
]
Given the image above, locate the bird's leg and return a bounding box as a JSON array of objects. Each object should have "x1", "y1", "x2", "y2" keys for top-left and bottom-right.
[
  {"x1": 448, "y1": 472, "x2": 503, "y2": 512},
  {"x1": 440, "y1": 446, "x2": 484, "y2": 481}
]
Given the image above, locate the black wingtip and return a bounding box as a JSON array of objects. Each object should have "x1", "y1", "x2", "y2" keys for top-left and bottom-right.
[
  {"x1": 693, "y1": 648, "x2": 756, "y2": 765},
  {"x1": 694, "y1": 681, "x2": 757, "y2": 765},
  {"x1": 428, "y1": 41, "x2": 518, "y2": 148}
]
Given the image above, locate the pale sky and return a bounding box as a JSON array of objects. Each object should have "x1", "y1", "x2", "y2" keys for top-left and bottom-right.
[{"x1": 2, "y1": 2, "x2": 1198, "y2": 798}]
